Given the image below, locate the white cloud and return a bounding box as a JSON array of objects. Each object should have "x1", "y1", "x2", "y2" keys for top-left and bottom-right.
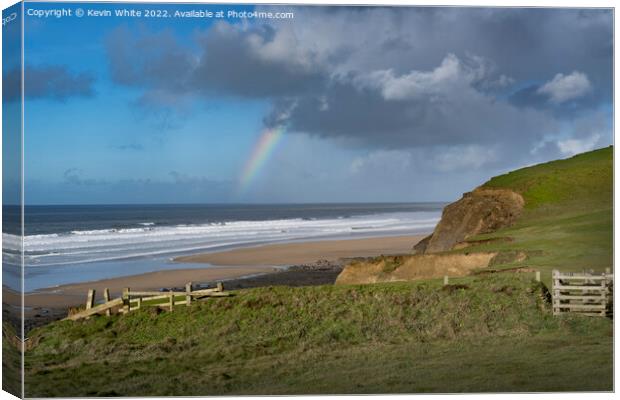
[
  {"x1": 355, "y1": 54, "x2": 493, "y2": 101},
  {"x1": 557, "y1": 133, "x2": 601, "y2": 156},
  {"x1": 537, "y1": 71, "x2": 591, "y2": 103},
  {"x1": 247, "y1": 24, "x2": 317, "y2": 72}
]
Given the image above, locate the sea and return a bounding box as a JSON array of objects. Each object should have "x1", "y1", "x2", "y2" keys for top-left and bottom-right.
[{"x1": 2, "y1": 203, "x2": 443, "y2": 292}]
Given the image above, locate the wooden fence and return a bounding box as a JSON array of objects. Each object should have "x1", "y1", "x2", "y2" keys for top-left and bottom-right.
[
  {"x1": 66, "y1": 282, "x2": 231, "y2": 321},
  {"x1": 552, "y1": 269, "x2": 613, "y2": 317}
]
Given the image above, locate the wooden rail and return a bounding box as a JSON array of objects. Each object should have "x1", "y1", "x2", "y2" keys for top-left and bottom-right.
[
  {"x1": 552, "y1": 269, "x2": 613, "y2": 317},
  {"x1": 66, "y1": 298, "x2": 124, "y2": 321},
  {"x1": 66, "y1": 282, "x2": 231, "y2": 321}
]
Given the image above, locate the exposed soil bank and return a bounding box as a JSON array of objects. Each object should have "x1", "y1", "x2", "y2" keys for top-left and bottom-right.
[
  {"x1": 415, "y1": 188, "x2": 524, "y2": 254},
  {"x1": 336, "y1": 252, "x2": 498, "y2": 285}
]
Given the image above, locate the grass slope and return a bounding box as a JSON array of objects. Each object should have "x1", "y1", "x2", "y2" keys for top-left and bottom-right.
[
  {"x1": 2, "y1": 323, "x2": 22, "y2": 397},
  {"x1": 24, "y1": 274, "x2": 612, "y2": 396},
  {"x1": 485, "y1": 146, "x2": 612, "y2": 210},
  {"x1": 466, "y1": 146, "x2": 613, "y2": 283}
]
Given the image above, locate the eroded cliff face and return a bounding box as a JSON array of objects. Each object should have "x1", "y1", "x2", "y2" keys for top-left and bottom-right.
[
  {"x1": 335, "y1": 252, "x2": 499, "y2": 285},
  {"x1": 335, "y1": 187, "x2": 525, "y2": 285},
  {"x1": 415, "y1": 188, "x2": 524, "y2": 254}
]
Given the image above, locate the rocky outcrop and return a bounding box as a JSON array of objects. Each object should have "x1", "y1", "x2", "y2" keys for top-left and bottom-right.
[{"x1": 414, "y1": 188, "x2": 524, "y2": 254}]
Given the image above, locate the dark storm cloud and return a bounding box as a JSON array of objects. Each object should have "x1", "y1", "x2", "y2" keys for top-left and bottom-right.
[
  {"x1": 105, "y1": 23, "x2": 325, "y2": 99},
  {"x1": 105, "y1": 27, "x2": 196, "y2": 130},
  {"x1": 106, "y1": 26, "x2": 194, "y2": 93},
  {"x1": 191, "y1": 22, "x2": 326, "y2": 98},
  {"x1": 509, "y1": 85, "x2": 549, "y2": 110},
  {"x1": 405, "y1": 7, "x2": 611, "y2": 97},
  {"x1": 3, "y1": 65, "x2": 95, "y2": 102},
  {"x1": 103, "y1": 6, "x2": 612, "y2": 162},
  {"x1": 266, "y1": 64, "x2": 555, "y2": 154}
]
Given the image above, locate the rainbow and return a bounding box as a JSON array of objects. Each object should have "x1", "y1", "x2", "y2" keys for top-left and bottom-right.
[{"x1": 238, "y1": 126, "x2": 285, "y2": 191}]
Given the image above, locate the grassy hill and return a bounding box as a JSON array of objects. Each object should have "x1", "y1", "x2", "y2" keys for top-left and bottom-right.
[
  {"x1": 465, "y1": 146, "x2": 613, "y2": 283},
  {"x1": 19, "y1": 147, "x2": 614, "y2": 396},
  {"x1": 484, "y1": 146, "x2": 612, "y2": 210}
]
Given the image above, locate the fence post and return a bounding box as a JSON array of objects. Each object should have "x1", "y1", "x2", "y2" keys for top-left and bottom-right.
[
  {"x1": 86, "y1": 289, "x2": 95, "y2": 310},
  {"x1": 186, "y1": 282, "x2": 192, "y2": 307},
  {"x1": 137, "y1": 297, "x2": 142, "y2": 310},
  {"x1": 443, "y1": 276, "x2": 449, "y2": 285},
  {"x1": 122, "y1": 287, "x2": 130, "y2": 313},
  {"x1": 85, "y1": 289, "x2": 96, "y2": 320},
  {"x1": 103, "y1": 288, "x2": 111, "y2": 316},
  {"x1": 600, "y1": 272, "x2": 607, "y2": 317},
  {"x1": 535, "y1": 271, "x2": 541, "y2": 282},
  {"x1": 586, "y1": 269, "x2": 595, "y2": 285},
  {"x1": 552, "y1": 270, "x2": 559, "y2": 316},
  {"x1": 217, "y1": 282, "x2": 224, "y2": 292},
  {"x1": 169, "y1": 290, "x2": 175, "y2": 312}
]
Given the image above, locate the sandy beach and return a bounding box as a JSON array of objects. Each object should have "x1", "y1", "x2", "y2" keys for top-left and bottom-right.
[
  {"x1": 175, "y1": 235, "x2": 423, "y2": 266},
  {"x1": 4, "y1": 234, "x2": 424, "y2": 330}
]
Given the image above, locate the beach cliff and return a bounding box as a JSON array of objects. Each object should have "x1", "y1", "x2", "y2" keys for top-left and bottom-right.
[{"x1": 413, "y1": 187, "x2": 524, "y2": 254}]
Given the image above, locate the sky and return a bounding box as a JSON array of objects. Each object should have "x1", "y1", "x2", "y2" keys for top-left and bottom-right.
[{"x1": 3, "y1": 3, "x2": 614, "y2": 205}]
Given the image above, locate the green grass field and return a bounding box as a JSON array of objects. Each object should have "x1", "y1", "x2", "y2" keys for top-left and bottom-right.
[
  {"x1": 23, "y1": 274, "x2": 613, "y2": 396},
  {"x1": 19, "y1": 147, "x2": 614, "y2": 396}
]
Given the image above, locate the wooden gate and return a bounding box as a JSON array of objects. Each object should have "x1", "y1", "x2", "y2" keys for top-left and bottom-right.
[{"x1": 552, "y1": 269, "x2": 613, "y2": 317}]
